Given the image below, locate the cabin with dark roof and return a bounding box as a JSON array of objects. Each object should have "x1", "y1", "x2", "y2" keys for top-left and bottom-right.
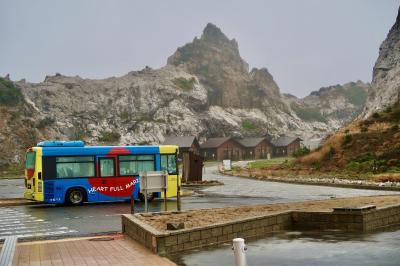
[
  {"x1": 271, "y1": 136, "x2": 302, "y2": 157},
  {"x1": 200, "y1": 137, "x2": 245, "y2": 161},
  {"x1": 162, "y1": 136, "x2": 200, "y2": 156},
  {"x1": 236, "y1": 137, "x2": 274, "y2": 160}
]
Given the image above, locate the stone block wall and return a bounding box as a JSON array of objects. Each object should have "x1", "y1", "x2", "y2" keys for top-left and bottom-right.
[
  {"x1": 122, "y1": 204, "x2": 400, "y2": 255},
  {"x1": 122, "y1": 212, "x2": 292, "y2": 255}
]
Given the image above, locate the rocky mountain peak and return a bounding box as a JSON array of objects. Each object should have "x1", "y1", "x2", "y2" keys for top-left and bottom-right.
[
  {"x1": 167, "y1": 23, "x2": 288, "y2": 108},
  {"x1": 201, "y1": 23, "x2": 230, "y2": 43},
  {"x1": 167, "y1": 23, "x2": 247, "y2": 72}
]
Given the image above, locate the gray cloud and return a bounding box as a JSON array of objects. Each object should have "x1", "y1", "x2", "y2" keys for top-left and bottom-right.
[{"x1": 0, "y1": 0, "x2": 399, "y2": 97}]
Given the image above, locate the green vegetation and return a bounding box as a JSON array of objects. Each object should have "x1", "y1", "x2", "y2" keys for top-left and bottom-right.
[
  {"x1": 360, "y1": 126, "x2": 368, "y2": 133},
  {"x1": 342, "y1": 86, "x2": 368, "y2": 106},
  {"x1": 343, "y1": 134, "x2": 352, "y2": 146},
  {"x1": 173, "y1": 77, "x2": 196, "y2": 91},
  {"x1": 292, "y1": 146, "x2": 310, "y2": 157},
  {"x1": 372, "y1": 112, "x2": 380, "y2": 119},
  {"x1": 345, "y1": 153, "x2": 387, "y2": 174},
  {"x1": 119, "y1": 110, "x2": 131, "y2": 121},
  {"x1": 362, "y1": 103, "x2": 400, "y2": 126},
  {"x1": 0, "y1": 77, "x2": 23, "y2": 105},
  {"x1": 391, "y1": 124, "x2": 399, "y2": 132},
  {"x1": 242, "y1": 120, "x2": 257, "y2": 130},
  {"x1": 311, "y1": 161, "x2": 321, "y2": 170},
  {"x1": 249, "y1": 157, "x2": 294, "y2": 169},
  {"x1": 98, "y1": 131, "x2": 121, "y2": 142},
  {"x1": 291, "y1": 104, "x2": 326, "y2": 122}
]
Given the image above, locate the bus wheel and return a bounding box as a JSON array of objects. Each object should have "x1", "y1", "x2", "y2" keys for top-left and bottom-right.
[
  {"x1": 67, "y1": 188, "x2": 85, "y2": 205},
  {"x1": 139, "y1": 192, "x2": 155, "y2": 202}
]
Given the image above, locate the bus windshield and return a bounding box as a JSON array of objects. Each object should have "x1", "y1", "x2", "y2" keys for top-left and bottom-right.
[{"x1": 25, "y1": 151, "x2": 36, "y2": 169}]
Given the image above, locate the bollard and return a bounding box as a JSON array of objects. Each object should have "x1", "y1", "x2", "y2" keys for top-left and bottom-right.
[{"x1": 232, "y1": 238, "x2": 247, "y2": 266}]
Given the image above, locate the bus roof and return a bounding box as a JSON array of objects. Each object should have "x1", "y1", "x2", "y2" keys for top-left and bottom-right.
[{"x1": 34, "y1": 144, "x2": 178, "y2": 157}]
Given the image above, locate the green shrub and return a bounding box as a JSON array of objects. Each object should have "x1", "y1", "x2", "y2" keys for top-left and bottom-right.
[
  {"x1": 391, "y1": 124, "x2": 399, "y2": 132},
  {"x1": 98, "y1": 131, "x2": 121, "y2": 142},
  {"x1": 293, "y1": 146, "x2": 310, "y2": 157},
  {"x1": 385, "y1": 106, "x2": 392, "y2": 113},
  {"x1": 360, "y1": 126, "x2": 368, "y2": 133},
  {"x1": 354, "y1": 153, "x2": 376, "y2": 163},
  {"x1": 372, "y1": 112, "x2": 380, "y2": 119},
  {"x1": 346, "y1": 157, "x2": 387, "y2": 173},
  {"x1": 0, "y1": 77, "x2": 23, "y2": 105},
  {"x1": 119, "y1": 110, "x2": 130, "y2": 121},
  {"x1": 173, "y1": 77, "x2": 196, "y2": 91},
  {"x1": 311, "y1": 161, "x2": 321, "y2": 170},
  {"x1": 343, "y1": 134, "x2": 352, "y2": 145},
  {"x1": 242, "y1": 120, "x2": 256, "y2": 130}
]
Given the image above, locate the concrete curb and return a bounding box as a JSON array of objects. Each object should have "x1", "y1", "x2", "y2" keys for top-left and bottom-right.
[{"x1": 223, "y1": 171, "x2": 400, "y2": 191}]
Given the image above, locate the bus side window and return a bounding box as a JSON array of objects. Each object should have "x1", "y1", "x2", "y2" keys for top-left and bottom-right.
[{"x1": 100, "y1": 158, "x2": 115, "y2": 177}]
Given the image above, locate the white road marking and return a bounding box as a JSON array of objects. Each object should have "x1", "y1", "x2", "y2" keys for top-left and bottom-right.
[{"x1": 0, "y1": 207, "x2": 78, "y2": 240}]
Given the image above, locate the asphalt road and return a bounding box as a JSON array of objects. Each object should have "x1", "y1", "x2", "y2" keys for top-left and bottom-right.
[{"x1": 0, "y1": 165, "x2": 398, "y2": 240}]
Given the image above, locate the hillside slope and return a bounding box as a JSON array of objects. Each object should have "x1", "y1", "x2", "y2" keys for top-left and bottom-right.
[{"x1": 297, "y1": 8, "x2": 400, "y2": 178}]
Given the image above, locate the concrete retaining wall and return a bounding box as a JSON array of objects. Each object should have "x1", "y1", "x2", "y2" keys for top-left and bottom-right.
[
  {"x1": 122, "y1": 204, "x2": 400, "y2": 255},
  {"x1": 122, "y1": 211, "x2": 292, "y2": 255}
]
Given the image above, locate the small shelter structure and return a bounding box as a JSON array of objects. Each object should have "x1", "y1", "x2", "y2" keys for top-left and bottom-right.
[{"x1": 162, "y1": 136, "x2": 203, "y2": 182}]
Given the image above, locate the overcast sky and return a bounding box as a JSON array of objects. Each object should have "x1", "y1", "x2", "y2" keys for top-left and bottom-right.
[{"x1": 0, "y1": 0, "x2": 399, "y2": 97}]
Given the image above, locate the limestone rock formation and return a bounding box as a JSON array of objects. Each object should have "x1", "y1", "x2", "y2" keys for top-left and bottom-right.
[
  {"x1": 0, "y1": 23, "x2": 370, "y2": 168},
  {"x1": 364, "y1": 7, "x2": 400, "y2": 116}
]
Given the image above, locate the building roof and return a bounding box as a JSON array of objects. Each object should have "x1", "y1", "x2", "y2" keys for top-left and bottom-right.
[
  {"x1": 162, "y1": 136, "x2": 199, "y2": 148},
  {"x1": 236, "y1": 137, "x2": 267, "y2": 148},
  {"x1": 200, "y1": 137, "x2": 232, "y2": 149},
  {"x1": 271, "y1": 136, "x2": 302, "y2": 147}
]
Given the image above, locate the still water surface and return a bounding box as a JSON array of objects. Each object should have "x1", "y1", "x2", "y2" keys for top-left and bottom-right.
[{"x1": 172, "y1": 228, "x2": 400, "y2": 266}]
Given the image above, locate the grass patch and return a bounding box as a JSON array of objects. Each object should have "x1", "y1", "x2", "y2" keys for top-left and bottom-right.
[
  {"x1": 249, "y1": 157, "x2": 294, "y2": 169},
  {"x1": 242, "y1": 120, "x2": 257, "y2": 130},
  {"x1": 291, "y1": 104, "x2": 326, "y2": 122},
  {"x1": 342, "y1": 85, "x2": 368, "y2": 106},
  {"x1": 173, "y1": 77, "x2": 196, "y2": 91}
]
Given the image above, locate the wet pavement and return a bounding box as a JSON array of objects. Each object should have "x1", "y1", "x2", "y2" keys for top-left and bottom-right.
[
  {"x1": 0, "y1": 178, "x2": 25, "y2": 198},
  {"x1": 171, "y1": 227, "x2": 400, "y2": 266},
  {"x1": 0, "y1": 165, "x2": 399, "y2": 239}
]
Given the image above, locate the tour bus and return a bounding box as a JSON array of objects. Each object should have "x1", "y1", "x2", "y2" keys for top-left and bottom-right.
[{"x1": 24, "y1": 141, "x2": 179, "y2": 205}]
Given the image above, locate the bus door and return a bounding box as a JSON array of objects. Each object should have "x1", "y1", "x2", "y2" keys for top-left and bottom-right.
[{"x1": 95, "y1": 155, "x2": 118, "y2": 199}]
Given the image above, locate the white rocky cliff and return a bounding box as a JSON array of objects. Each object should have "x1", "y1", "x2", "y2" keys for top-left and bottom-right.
[
  {"x1": 364, "y1": 7, "x2": 400, "y2": 116},
  {"x1": 0, "y1": 23, "x2": 369, "y2": 168}
]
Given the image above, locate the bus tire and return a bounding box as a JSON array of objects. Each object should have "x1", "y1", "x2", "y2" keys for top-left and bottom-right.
[
  {"x1": 66, "y1": 188, "x2": 86, "y2": 205},
  {"x1": 139, "y1": 192, "x2": 155, "y2": 202}
]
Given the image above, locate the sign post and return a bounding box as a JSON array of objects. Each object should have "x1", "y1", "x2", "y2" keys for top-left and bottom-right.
[
  {"x1": 130, "y1": 193, "x2": 135, "y2": 214},
  {"x1": 139, "y1": 171, "x2": 168, "y2": 213},
  {"x1": 176, "y1": 150, "x2": 181, "y2": 212}
]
